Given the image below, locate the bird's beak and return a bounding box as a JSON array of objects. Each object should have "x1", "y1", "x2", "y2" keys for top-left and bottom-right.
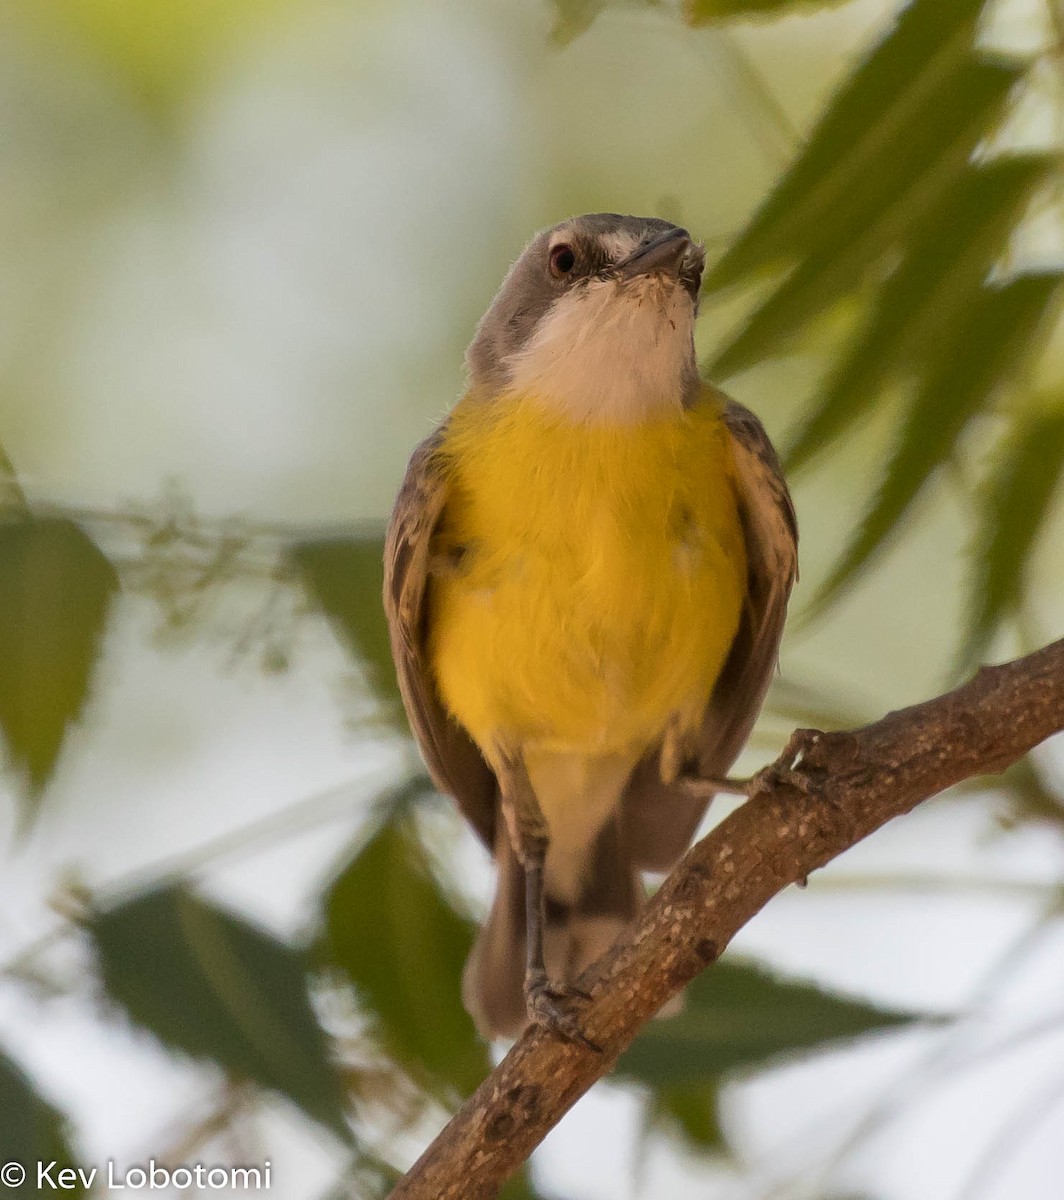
[{"x1": 616, "y1": 227, "x2": 692, "y2": 281}]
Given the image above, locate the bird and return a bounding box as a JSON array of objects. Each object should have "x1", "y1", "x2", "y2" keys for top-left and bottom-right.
[{"x1": 384, "y1": 213, "x2": 797, "y2": 1045}]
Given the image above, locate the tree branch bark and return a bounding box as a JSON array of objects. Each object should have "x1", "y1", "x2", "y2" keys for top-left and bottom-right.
[{"x1": 389, "y1": 638, "x2": 1064, "y2": 1200}]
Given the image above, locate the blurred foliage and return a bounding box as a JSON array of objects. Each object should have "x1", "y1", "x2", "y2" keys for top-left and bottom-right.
[
  {"x1": 89, "y1": 883, "x2": 354, "y2": 1143},
  {"x1": 551, "y1": 0, "x2": 855, "y2": 44},
  {"x1": 992, "y1": 753, "x2": 1064, "y2": 831},
  {"x1": 292, "y1": 534, "x2": 403, "y2": 717},
  {"x1": 0, "y1": 1049, "x2": 83, "y2": 1197},
  {"x1": 624, "y1": 959, "x2": 924, "y2": 1153},
  {"x1": 704, "y1": 0, "x2": 1009, "y2": 301},
  {"x1": 687, "y1": 0, "x2": 855, "y2": 14},
  {"x1": 652, "y1": 1080, "x2": 728, "y2": 1152},
  {"x1": 550, "y1": 0, "x2": 616, "y2": 44},
  {"x1": 0, "y1": 515, "x2": 117, "y2": 819},
  {"x1": 966, "y1": 404, "x2": 1064, "y2": 664},
  {"x1": 811, "y1": 267, "x2": 1063, "y2": 619},
  {"x1": 0, "y1": 0, "x2": 1062, "y2": 1196},
  {"x1": 620, "y1": 959, "x2": 923, "y2": 1087},
  {"x1": 319, "y1": 800, "x2": 489, "y2": 1102},
  {"x1": 701, "y1": 0, "x2": 1064, "y2": 625}
]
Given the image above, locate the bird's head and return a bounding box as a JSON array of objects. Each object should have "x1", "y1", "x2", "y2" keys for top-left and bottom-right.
[{"x1": 466, "y1": 213, "x2": 706, "y2": 422}]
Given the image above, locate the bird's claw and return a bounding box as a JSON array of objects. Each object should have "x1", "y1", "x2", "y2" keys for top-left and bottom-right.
[{"x1": 524, "y1": 970, "x2": 601, "y2": 1052}]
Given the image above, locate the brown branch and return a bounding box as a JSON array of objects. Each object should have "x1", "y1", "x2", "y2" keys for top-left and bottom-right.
[{"x1": 389, "y1": 638, "x2": 1064, "y2": 1200}]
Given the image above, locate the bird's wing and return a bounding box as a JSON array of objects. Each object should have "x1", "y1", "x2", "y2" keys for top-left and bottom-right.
[
  {"x1": 383, "y1": 425, "x2": 498, "y2": 847},
  {"x1": 621, "y1": 394, "x2": 799, "y2": 870}
]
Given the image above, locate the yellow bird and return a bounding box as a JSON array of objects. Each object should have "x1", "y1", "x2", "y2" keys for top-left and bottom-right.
[{"x1": 384, "y1": 214, "x2": 797, "y2": 1044}]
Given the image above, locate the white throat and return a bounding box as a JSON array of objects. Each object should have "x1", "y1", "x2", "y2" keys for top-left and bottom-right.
[{"x1": 504, "y1": 276, "x2": 696, "y2": 424}]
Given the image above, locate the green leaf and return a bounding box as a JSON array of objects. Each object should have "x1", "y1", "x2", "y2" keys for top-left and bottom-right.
[
  {"x1": 0, "y1": 1047, "x2": 82, "y2": 1197},
  {"x1": 499, "y1": 1169, "x2": 549, "y2": 1200},
  {"x1": 650, "y1": 1082, "x2": 726, "y2": 1153},
  {"x1": 549, "y1": 0, "x2": 661, "y2": 44},
  {"x1": 708, "y1": 58, "x2": 1024, "y2": 379},
  {"x1": 617, "y1": 958, "x2": 923, "y2": 1087},
  {"x1": 319, "y1": 811, "x2": 489, "y2": 1102},
  {"x1": 333, "y1": 1153, "x2": 403, "y2": 1200},
  {"x1": 995, "y1": 756, "x2": 1064, "y2": 830},
  {"x1": 688, "y1": 0, "x2": 888, "y2": 22},
  {"x1": 89, "y1": 884, "x2": 352, "y2": 1143},
  {"x1": 810, "y1": 271, "x2": 1064, "y2": 615},
  {"x1": 0, "y1": 440, "x2": 26, "y2": 510},
  {"x1": 550, "y1": 0, "x2": 609, "y2": 43},
  {"x1": 290, "y1": 533, "x2": 401, "y2": 714},
  {"x1": 704, "y1": 0, "x2": 1001, "y2": 292},
  {"x1": 0, "y1": 516, "x2": 118, "y2": 811},
  {"x1": 963, "y1": 404, "x2": 1064, "y2": 664},
  {"x1": 784, "y1": 155, "x2": 1054, "y2": 471}
]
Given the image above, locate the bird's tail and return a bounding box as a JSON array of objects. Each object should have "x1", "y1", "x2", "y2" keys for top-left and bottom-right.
[{"x1": 462, "y1": 814, "x2": 643, "y2": 1039}]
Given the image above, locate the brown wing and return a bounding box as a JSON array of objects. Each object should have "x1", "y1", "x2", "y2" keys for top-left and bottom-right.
[
  {"x1": 383, "y1": 425, "x2": 498, "y2": 847},
  {"x1": 621, "y1": 394, "x2": 799, "y2": 870}
]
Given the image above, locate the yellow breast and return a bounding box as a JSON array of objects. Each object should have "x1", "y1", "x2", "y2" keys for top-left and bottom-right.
[{"x1": 428, "y1": 389, "x2": 747, "y2": 757}]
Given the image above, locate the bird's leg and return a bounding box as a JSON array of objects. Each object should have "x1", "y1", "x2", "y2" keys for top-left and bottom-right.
[
  {"x1": 661, "y1": 716, "x2": 757, "y2": 798},
  {"x1": 677, "y1": 729, "x2": 829, "y2": 799},
  {"x1": 494, "y1": 746, "x2": 600, "y2": 1052},
  {"x1": 677, "y1": 772, "x2": 755, "y2": 798}
]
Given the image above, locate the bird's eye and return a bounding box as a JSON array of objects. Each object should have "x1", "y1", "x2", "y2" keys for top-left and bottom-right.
[{"x1": 549, "y1": 243, "x2": 576, "y2": 278}]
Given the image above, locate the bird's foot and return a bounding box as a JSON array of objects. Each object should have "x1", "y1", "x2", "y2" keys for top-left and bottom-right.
[
  {"x1": 678, "y1": 730, "x2": 829, "y2": 800},
  {"x1": 524, "y1": 970, "x2": 601, "y2": 1052}
]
